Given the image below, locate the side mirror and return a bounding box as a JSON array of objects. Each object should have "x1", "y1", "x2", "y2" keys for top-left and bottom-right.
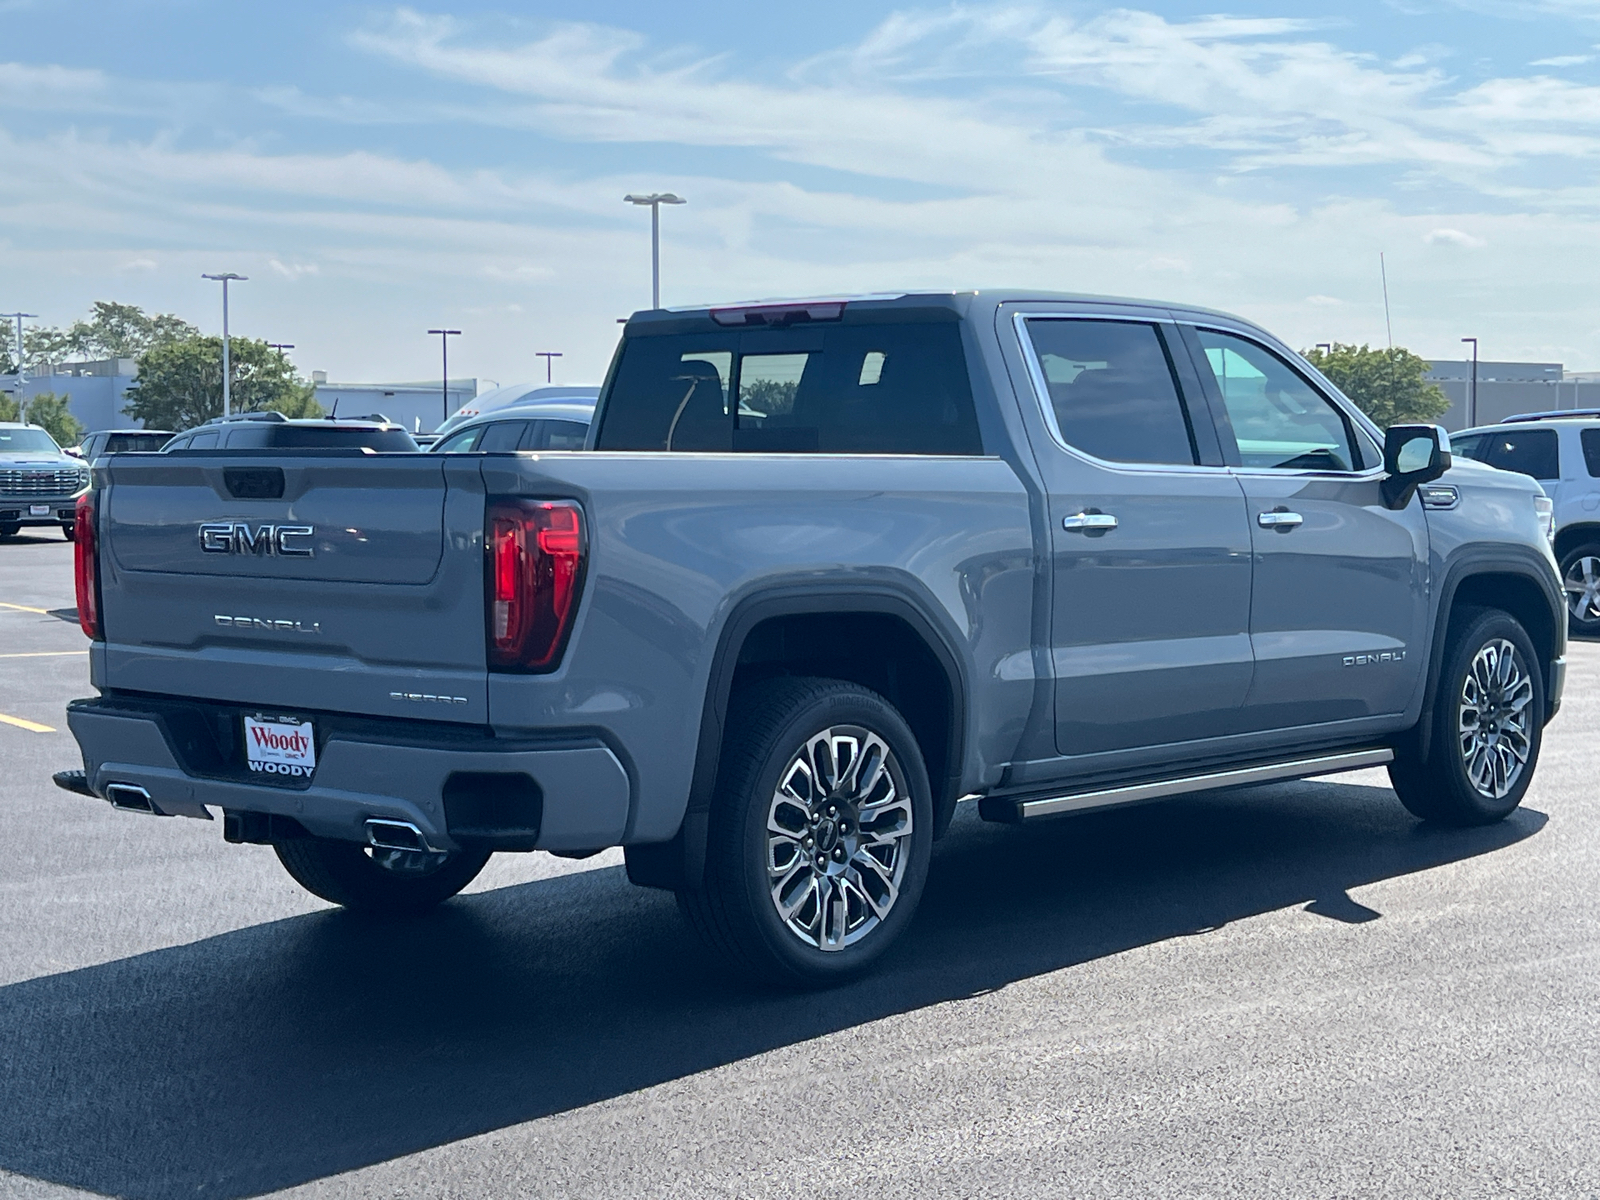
[{"x1": 1381, "y1": 424, "x2": 1452, "y2": 510}]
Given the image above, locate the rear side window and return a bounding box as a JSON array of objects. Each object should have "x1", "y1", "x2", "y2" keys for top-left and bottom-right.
[
  {"x1": 595, "y1": 322, "x2": 982, "y2": 455},
  {"x1": 1479, "y1": 428, "x2": 1559, "y2": 480},
  {"x1": 532, "y1": 420, "x2": 589, "y2": 450},
  {"x1": 1582, "y1": 429, "x2": 1600, "y2": 477},
  {"x1": 476, "y1": 421, "x2": 528, "y2": 452},
  {"x1": 1022, "y1": 319, "x2": 1197, "y2": 465},
  {"x1": 1449, "y1": 433, "x2": 1485, "y2": 461}
]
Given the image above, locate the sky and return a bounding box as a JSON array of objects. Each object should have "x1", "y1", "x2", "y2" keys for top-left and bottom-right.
[{"x1": 6, "y1": 1, "x2": 1600, "y2": 387}]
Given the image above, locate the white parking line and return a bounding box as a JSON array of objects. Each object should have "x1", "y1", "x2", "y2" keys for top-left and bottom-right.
[
  {"x1": 0, "y1": 651, "x2": 87, "y2": 658},
  {"x1": 0, "y1": 602, "x2": 50, "y2": 614}
]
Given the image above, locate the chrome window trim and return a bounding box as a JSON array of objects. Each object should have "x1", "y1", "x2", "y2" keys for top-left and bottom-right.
[{"x1": 1010, "y1": 310, "x2": 1227, "y2": 477}]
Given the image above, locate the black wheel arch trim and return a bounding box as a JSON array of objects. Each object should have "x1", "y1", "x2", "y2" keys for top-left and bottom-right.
[
  {"x1": 1414, "y1": 548, "x2": 1564, "y2": 762},
  {"x1": 625, "y1": 580, "x2": 971, "y2": 891}
]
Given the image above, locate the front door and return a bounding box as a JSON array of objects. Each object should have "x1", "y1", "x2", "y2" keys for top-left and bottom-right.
[
  {"x1": 1015, "y1": 315, "x2": 1256, "y2": 758},
  {"x1": 1182, "y1": 326, "x2": 1429, "y2": 729}
]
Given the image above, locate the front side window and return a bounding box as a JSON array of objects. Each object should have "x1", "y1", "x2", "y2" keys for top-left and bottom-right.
[
  {"x1": 433, "y1": 427, "x2": 483, "y2": 453},
  {"x1": 1476, "y1": 427, "x2": 1559, "y2": 481},
  {"x1": 595, "y1": 323, "x2": 981, "y2": 455},
  {"x1": 1193, "y1": 329, "x2": 1361, "y2": 472},
  {"x1": 1022, "y1": 319, "x2": 1197, "y2": 466}
]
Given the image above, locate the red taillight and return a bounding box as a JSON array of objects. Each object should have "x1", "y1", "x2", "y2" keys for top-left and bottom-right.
[
  {"x1": 74, "y1": 492, "x2": 100, "y2": 640},
  {"x1": 486, "y1": 499, "x2": 585, "y2": 671}
]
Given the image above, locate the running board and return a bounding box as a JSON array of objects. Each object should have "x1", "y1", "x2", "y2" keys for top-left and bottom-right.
[{"x1": 978, "y1": 747, "x2": 1394, "y2": 824}]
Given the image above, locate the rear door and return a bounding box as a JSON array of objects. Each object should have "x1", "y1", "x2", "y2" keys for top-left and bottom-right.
[
  {"x1": 99, "y1": 452, "x2": 488, "y2": 723},
  {"x1": 1180, "y1": 325, "x2": 1428, "y2": 729},
  {"x1": 1012, "y1": 313, "x2": 1256, "y2": 758}
]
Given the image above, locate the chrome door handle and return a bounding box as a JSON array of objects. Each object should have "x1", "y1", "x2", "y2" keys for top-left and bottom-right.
[
  {"x1": 1257, "y1": 510, "x2": 1303, "y2": 529},
  {"x1": 1062, "y1": 512, "x2": 1118, "y2": 533}
]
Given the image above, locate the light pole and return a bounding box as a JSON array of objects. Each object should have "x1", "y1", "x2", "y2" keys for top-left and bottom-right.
[
  {"x1": 428, "y1": 329, "x2": 461, "y2": 424},
  {"x1": 535, "y1": 351, "x2": 562, "y2": 383},
  {"x1": 0, "y1": 312, "x2": 35, "y2": 417},
  {"x1": 1315, "y1": 343, "x2": 1332, "y2": 355},
  {"x1": 202, "y1": 273, "x2": 247, "y2": 417},
  {"x1": 1461, "y1": 336, "x2": 1478, "y2": 426},
  {"x1": 267, "y1": 342, "x2": 295, "y2": 360},
  {"x1": 623, "y1": 192, "x2": 686, "y2": 309}
]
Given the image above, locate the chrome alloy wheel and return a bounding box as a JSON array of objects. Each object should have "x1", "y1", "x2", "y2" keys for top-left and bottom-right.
[
  {"x1": 1458, "y1": 638, "x2": 1535, "y2": 800},
  {"x1": 1563, "y1": 555, "x2": 1600, "y2": 623},
  {"x1": 766, "y1": 725, "x2": 914, "y2": 952}
]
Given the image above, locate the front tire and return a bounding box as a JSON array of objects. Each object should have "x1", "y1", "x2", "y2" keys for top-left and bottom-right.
[
  {"x1": 0, "y1": 522, "x2": 18, "y2": 539},
  {"x1": 61, "y1": 521, "x2": 76, "y2": 542},
  {"x1": 678, "y1": 677, "x2": 934, "y2": 988},
  {"x1": 1389, "y1": 608, "x2": 1544, "y2": 826},
  {"x1": 274, "y1": 836, "x2": 490, "y2": 915},
  {"x1": 1559, "y1": 542, "x2": 1600, "y2": 636}
]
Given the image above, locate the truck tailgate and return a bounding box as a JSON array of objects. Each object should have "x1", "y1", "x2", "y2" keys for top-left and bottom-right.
[{"x1": 95, "y1": 453, "x2": 489, "y2": 723}]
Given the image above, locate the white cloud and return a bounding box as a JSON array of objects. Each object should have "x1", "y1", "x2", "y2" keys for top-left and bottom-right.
[
  {"x1": 1531, "y1": 54, "x2": 1593, "y2": 65},
  {"x1": 1424, "y1": 228, "x2": 1488, "y2": 247}
]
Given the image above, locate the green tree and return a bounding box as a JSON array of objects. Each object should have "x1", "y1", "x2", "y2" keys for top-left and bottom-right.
[
  {"x1": 19, "y1": 392, "x2": 85, "y2": 448},
  {"x1": 22, "y1": 301, "x2": 199, "y2": 368},
  {"x1": 0, "y1": 391, "x2": 19, "y2": 421},
  {"x1": 123, "y1": 336, "x2": 321, "y2": 431},
  {"x1": 1301, "y1": 343, "x2": 1449, "y2": 429}
]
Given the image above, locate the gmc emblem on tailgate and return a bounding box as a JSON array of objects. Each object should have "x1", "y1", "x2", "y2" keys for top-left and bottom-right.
[{"x1": 199, "y1": 522, "x2": 314, "y2": 557}]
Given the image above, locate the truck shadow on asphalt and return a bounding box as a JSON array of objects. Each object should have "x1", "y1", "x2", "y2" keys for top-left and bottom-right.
[{"x1": 0, "y1": 779, "x2": 1545, "y2": 1199}]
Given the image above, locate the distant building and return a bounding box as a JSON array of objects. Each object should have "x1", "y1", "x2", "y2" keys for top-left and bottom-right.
[
  {"x1": 0, "y1": 359, "x2": 139, "y2": 432},
  {"x1": 312, "y1": 374, "x2": 477, "y2": 434}
]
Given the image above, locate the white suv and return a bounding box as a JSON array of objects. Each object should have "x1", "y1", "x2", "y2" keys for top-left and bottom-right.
[{"x1": 1452, "y1": 412, "x2": 1600, "y2": 634}]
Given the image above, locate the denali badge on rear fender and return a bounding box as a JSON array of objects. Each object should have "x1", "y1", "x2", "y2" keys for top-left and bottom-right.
[{"x1": 199, "y1": 522, "x2": 314, "y2": 557}]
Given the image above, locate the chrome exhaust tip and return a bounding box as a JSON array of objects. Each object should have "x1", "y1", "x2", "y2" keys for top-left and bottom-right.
[
  {"x1": 105, "y1": 783, "x2": 157, "y2": 814},
  {"x1": 364, "y1": 818, "x2": 432, "y2": 853}
]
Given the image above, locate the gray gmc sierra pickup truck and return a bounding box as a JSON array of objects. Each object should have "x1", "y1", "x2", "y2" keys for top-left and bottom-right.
[{"x1": 58, "y1": 291, "x2": 1565, "y2": 986}]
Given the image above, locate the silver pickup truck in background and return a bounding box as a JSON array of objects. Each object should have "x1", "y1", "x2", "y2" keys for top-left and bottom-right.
[{"x1": 57, "y1": 291, "x2": 1565, "y2": 985}]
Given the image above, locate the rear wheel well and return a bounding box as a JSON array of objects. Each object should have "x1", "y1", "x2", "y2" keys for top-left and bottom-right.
[
  {"x1": 1553, "y1": 523, "x2": 1600, "y2": 564},
  {"x1": 729, "y1": 612, "x2": 958, "y2": 834}
]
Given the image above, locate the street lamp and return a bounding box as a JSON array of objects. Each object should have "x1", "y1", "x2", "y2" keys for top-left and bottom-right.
[
  {"x1": 267, "y1": 342, "x2": 295, "y2": 359},
  {"x1": 535, "y1": 351, "x2": 562, "y2": 383},
  {"x1": 0, "y1": 312, "x2": 35, "y2": 417},
  {"x1": 1315, "y1": 343, "x2": 1332, "y2": 354},
  {"x1": 623, "y1": 192, "x2": 686, "y2": 310},
  {"x1": 202, "y1": 274, "x2": 247, "y2": 417},
  {"x1": 428, "y1": 329, "x2": 461, "y2": 424},
  {"x1": 1461, "y1": 337, "x2": 1479, "y2": 426}
]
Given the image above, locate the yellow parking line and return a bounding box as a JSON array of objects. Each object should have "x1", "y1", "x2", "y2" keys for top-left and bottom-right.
[
  {"x1": 0, "y1": 712, "x2": 55, "y2": 733},
  {"x1": 0, "y1": 651, "x2": 87, "y2": 658},
  {"x1": 0, "y1": 602, "x2": 50, "y2": 614}
]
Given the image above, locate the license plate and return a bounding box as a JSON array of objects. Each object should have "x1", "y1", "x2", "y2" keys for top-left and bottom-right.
[
  {"x1": 243, "y1": 715, "x2": 316, "y2": 779},
  {"x1": 29, "y1": 504, "x2": 49, "y2": 516}
]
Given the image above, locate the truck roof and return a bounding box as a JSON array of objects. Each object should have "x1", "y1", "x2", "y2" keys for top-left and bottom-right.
[{"x1": 630, "y1": 289, "x2": 1255, "y2": 332}]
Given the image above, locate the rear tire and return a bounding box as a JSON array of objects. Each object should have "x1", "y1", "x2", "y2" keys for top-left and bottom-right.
[
  {"x1": 677, "y1": 676, "x2": 934, "y2": 988},
  {"x1": 274, "y1": 836, "x2": 490, "y2": 915},
  {"x1": 0, "y1": 523, "x2": 18, "y2": 539},
  {"x1": 1389, "y1": 608, "x2": 1544, "y2": 826},
  {"x1": 1559, "y1": 542, "x2": 1600, "y2": 636}
]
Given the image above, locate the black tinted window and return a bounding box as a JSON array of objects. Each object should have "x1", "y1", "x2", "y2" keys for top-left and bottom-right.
[
  {"x1": 1023, "y1": 320, "x2": 1196, "y2": 465},
  {"x1": 533, "y1": 420, "x2": 589, "y2": 450},
  {"x1": 103, "y1": 433, "x2": 170, "y2": 452},
  {"x1": 224, "y1": 426, "x2": 417, "y2": 451},
  {"x1": 187, "y1": 432, "x2": 219, "y2": 450},
  {"x1": 596, "y1": 321, "x2": 982, "y2": 455},
  {"x1": 476, "y1": 421, "x2": 529, "y2": 452},
  {"x1": 1582, "y1": 429, "x2": 1600, "y2": 477},
  {"x1": 1481, "y1": 428, "x2": 1559, "y2": 480}
]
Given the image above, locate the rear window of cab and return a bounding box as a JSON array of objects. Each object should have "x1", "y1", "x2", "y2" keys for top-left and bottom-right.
[{"x1": 595, "y1": 320, "x2": 983, "y2": 455}]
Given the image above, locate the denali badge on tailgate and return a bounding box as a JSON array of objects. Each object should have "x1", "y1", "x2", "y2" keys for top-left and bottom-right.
[{"x1": 199, "y1": 522, "x2": 314, "y2": 557}]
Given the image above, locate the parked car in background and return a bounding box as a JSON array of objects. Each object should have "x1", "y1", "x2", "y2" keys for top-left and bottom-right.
[
  {"x1": 428, "y1": 400, "x2": 593, "y2": 452},
  {"x1": 77, "y1": 429, "x2": 176, "y2": 461},
  {"x1": 1451, "y1": 415, "x2": 1597, "y2": 633},
  {"x1": 433, "y1": 385, "x2": 600, "y2": 439},
  {"x1": 0, "y1": 422, "x2": 90, "y2": 540},
  {"x1": 161, "y1": 411, "x2": 420, "y2": 453}
]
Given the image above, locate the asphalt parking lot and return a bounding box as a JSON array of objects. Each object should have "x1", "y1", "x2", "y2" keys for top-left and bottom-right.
[{"x1": 1, "y1": 533, "x2": 1598, "y2": 1200}]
